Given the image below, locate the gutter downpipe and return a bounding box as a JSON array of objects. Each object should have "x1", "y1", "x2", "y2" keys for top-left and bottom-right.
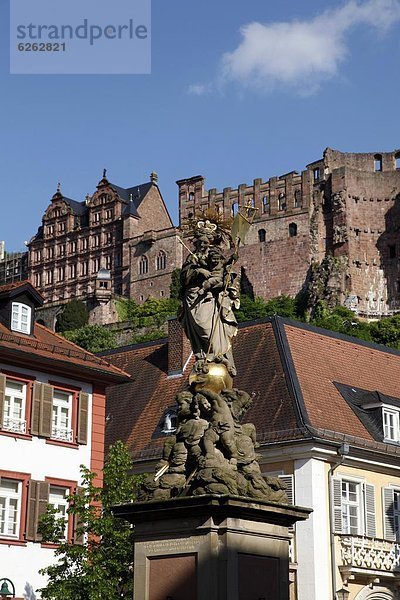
[{"x1": 328, "y1": 443, "x2": 350, "y2": 600}]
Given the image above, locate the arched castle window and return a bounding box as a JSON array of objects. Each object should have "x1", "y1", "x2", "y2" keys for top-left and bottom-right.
[
  {"x1": 139, "y1": 255, "x2": 148, "y2": 275},
  {"x1": 156, "y1": 250, "x2": 166, "y2": 271},
  {"x1": 278, "y1": 193, "x2": 286, "y2": 211},
  {"x1": 289, "y1": 223, "x2": 298, "y2": 237},
  {"x1": 374, "y1": 154, "x2": 382, "y2": 172},
  {"x1": 294, "y1": 189, "x2": 302, "y2": 208},
  {"x1": 395, "y1": 153, "x2": 400, "y2": 170},
  {"x1": 262, "y1": 195, "x2": 270, "y2": 214},
  {"x1": 258, "y1": 229, "x2": 266, "y2": 243}
]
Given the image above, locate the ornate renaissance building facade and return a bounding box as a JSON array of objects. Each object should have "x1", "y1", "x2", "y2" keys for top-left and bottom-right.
[{"x1": 24, "y1": 147, "x2": 400, "y2": 327}]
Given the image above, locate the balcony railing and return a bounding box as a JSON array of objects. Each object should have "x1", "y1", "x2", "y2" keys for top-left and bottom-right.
[
  {"x1": 51, "y1": 427, "x2": 73, "y2": 443},
  {"x1": 340, "y1": 535, "x2": 400, "y2": 573},
  {"x1": 3, "y1": 417, "x2": 26, "y2": 434}
]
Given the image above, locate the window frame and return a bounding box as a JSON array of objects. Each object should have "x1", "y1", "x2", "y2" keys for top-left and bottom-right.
[
  {"x1": 0, "y1": 470, "x2": 29, "y2": 545},
  {"x1": 3, "y1": 378, "x2": 27, "y2": 435},
  {"x1": 382, "y1": 406, "x2": 400, "y2": 443},
  {"x1": 11, "y1": 302, "x2": 31, "y2": 335},
  {"x1": 341, "y1": 479, "x2": 362, "y2": 536},
  {"x1": 51, "y1": 389, "x2": 74, "y2": 443}
]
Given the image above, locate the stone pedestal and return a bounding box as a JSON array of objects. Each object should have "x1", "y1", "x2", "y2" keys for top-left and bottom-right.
[{"x1": 114, "y1": 494, "x2": 311, "y2": 600}]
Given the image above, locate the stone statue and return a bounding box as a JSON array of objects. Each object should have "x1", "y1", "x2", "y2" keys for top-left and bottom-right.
[{"x1": 139, "y1": 209, "x2": 288, "y2": 504}]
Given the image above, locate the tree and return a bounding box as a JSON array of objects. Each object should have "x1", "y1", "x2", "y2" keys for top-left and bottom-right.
[
  {"x1": 56, "y1": 300, "x2": 89, "y2": 333},
  {"x1": 63, "y1": 325, "x2": 116, "y2": 353},
  {"x1": 38, "y1": 441, "x2": 141, "y2": 600},
  {"x1": 169, "y1": 268, "x2": 182, "y2": 300},
  {"x1": 312, "y1": 303, "x2": 373, "y2": 342},
  {"x1": 370, "y1": 314, "x2": 400, "y2": 349}
]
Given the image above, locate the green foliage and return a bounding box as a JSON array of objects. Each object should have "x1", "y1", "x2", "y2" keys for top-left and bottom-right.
[
  {"x1": 38, "y1": 441, "x2": 141, "y2": 600},
  {"x1": 64, "y1": 325, "x2": 117, "y2": 353},
  {"x1": 56, "y1": 300, "x2": 89, "y2": 333},
  {"x1": 235, "y1": 294, "x2": 298, "y2": 322},
  {"x1": 311, "y1": 303, "x2": 373, "y2": 341},
  {"x1": 119, "y1": 297, "x2": 180, "y2": 328},
  {"x1": 169, "y1": 268, "x2": 182, "y2": 299},
  {"x1": 131, "y1": 329, "x2": 166, "y2": 344},
  {"x1": 370, "y1": 314, "x2": 400, "y2": 349}
]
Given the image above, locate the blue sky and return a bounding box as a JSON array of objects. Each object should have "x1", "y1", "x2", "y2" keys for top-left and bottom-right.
[{"x1": 1, "y1": 0, "x2": 400, "y2": 250}]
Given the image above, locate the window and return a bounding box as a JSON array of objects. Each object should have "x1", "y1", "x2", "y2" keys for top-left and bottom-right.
[
  {"x1": 262, "y1": 195, "x2": 270, "y2": 214},
  {"x1": 232, "y1": 202, "x2": 239, "y2": 216},
  {"x1": 47, "y1": 247, "x2": 54, "y2": 260},
  {"x1": 46, "y1": 270, "x2": 54, "y2": 285},
  {"x1": 374, "y1": 154, "x2": 382, "y2": 172},
  {"x1": 59, "y1": 244, "x2": 66, "y2": 257},
  {"x1": 49, "y1": 486, "x2": 69, "y2": 539},
  {"x1": 341, "y1": 480, "x2": 361, "y2": 535},
  {"x1": 69, "y1": 264, "x2": 77, "y2": 279},
  {"x1": 93, "y1": 235, "x2": 101, "y2": 248},
  {"x1": 396, "y1": 153, "x2": 400, "y2": 170},
  {"x1": 278, "y1": 192, "x2": 286, "y2": 211},
  {"x1": 156, "y1": 251, "x2": 166, "y2": 271},
  {"x1": 294, "y1": 189, "x2": 302, "y2": 209},
  {"x1": 81, "y1": 238, "x2": 88, "y2": 252},
  {"x1": 11, "y1": 302, "x2": 31, "y2": 334},
  {"x1": 34, "y1": 273, "x2": 42, "y2": 288},
  {"x1": 105, "y1": 255, "x2": 112, "y2": 270},
  {"x1": 139, "y1": 255, "x2": 148, "y2": 275},
  {"x1": 92, "y1": 258, "x2": 100, "y2": 273},
  {"x1": 58, "y1": 222, "x2": 66, "y2": 234},
  {"x1": 105, "y1": 209, "x2": 113, "y2": 221},
  {"x1": 333, "y1": 478, "x2": 376, "y2": 537},
  {"x1": 0, "y1": 479, "x2": 21, "y2": 538},
  {"x1": 105, "y1": 232, "x2": 112, "y2": 245},
  {"x1": 35, "y1": 250, "x2": 42, "y2": 262},
  {"x1": 258, "y1": 229, "x2": 266, "y2": 243},
  {"x1": 313, "y1": 167, "x2": 320, "y2": 181},
  {"x1": 57, "y1": 267, "x2": 65, "y2": 282},
  {"x1": 162, "y1": 411, "x2": 177, "y2": 433},
  {"x1": 93, "y1": 212, "x2": 101, "y2": 224},
  {"x1": 115, "y1": 253, "x2": 121, "y2": 268},
  {"x1": 383, "y1": 407, "x2": 400, "y2": 442},
  {"x1": 70, "y1": 241, "x2": 77, "y2": 253},
  {"x1": 46, "y1": 225, "x2": 54, "y2": 237},
  {"x1": 81, "y1": 261, "x2": 88, "y2": 277},
  {"x1": 52, "y1": 390, "x2": 73, "y2": 442},
  {"x1": 289, "y1": 223, "x2": 298, "y2": 237},
  {"x1": 3, "y1": 379, "x2": 26, "y2": 434},
  {"x1": 188, "y1": 192, "x2": 195, "y2": 202}
]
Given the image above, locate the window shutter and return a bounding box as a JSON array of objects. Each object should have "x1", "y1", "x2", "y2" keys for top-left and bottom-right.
[
  {"x1": 383, "y1": 487, "x2": 396, "y2": 541},
  {"x1": 40, "y1": 384, "x2": 53, "y2": 438},
  {"x1": 364, "y1": 483, "x2": 376, "y2": 538},
  {"x1": 31, "y1": 382, "x2": 42, "y2": 436},
  {"x1": 332, "y1": 478, "x2": 342, "y2": 533},
  {"x1": 26, "y1": 480, "x2": 50, "y2": 542},
  {"x1": 279, "y1": 475, "x2": 294, "y2": 505},
  {"x1": 77, "y1": 392, "x2": 89, "y2": 445},
  {"x1": 73, "y1": 487, "x2": 85, "y2": 545},
  {"x1": 0, "y1": 374, "x2": 6, "y2": 430}
]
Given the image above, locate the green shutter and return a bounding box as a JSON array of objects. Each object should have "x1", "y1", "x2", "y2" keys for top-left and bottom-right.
[{"x1": 77, "y1": 392, "x2": 89, "y2": 445}]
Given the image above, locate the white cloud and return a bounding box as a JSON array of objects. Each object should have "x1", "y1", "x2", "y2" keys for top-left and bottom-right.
[
  {"x1": 187, "y1": 83, "x2": 213, "y2": 96},
  {"x1": 197, "y1": 0, "x2": 400, "y2": 95}
]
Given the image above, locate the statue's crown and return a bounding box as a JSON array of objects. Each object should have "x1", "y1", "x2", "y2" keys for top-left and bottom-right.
[{"x1": 197, "y1": 220, "x2": 218, "y2": 234}]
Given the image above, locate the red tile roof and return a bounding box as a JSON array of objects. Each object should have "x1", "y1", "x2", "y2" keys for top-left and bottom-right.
[
  {"x1": 0, "y1": 321, "x2": 129, "y2": 384},
  {"x1": 104, "y1": 318, "x2": 400, "y2": 462}
]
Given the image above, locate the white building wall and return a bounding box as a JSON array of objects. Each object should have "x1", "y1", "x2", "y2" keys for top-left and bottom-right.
[
  {"x1": 295, "y1": 457, "x2": 331, "y2": 600},
  {"x1": 0, "y1": 361, "x2": 93, "y2": 599}
]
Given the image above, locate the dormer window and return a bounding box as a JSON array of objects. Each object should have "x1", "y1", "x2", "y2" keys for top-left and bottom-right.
[
  {"x1": 11, "y1": 302, "x2": 31, "y2": 334},
  {"x1": 383, "y1": 406, "x2": 400, "y2": 442},
  {"x1": 162, "y1": 411, "x2": 177, "y2": 434}
]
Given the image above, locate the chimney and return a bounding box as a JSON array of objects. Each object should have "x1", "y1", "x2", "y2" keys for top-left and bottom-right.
[{"x1": 167, "y1": 317, "x2": 192, "y2": 377}]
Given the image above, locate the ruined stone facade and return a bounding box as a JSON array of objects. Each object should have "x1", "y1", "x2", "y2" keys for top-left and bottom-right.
[
  {"x1": 26, "y1": 148, "x2": 400, "y2": 326},
  {"x1": 178, "y1": 148, "x2": 400, "y2": 317}
]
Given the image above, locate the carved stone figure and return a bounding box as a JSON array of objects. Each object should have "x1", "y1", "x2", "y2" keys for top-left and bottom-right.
[{"x1": 138, "y1": 209, "x2": 288, "y2": 504}]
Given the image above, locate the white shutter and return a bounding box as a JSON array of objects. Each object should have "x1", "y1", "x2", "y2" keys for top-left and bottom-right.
[
  {"x1": 383, "y1": 487, "x2": 396, "y2": 541},
  {"x1": 364, "y1": 483, "x2": 376, "y2": 538},
  {"x1": 333, "y1": 478, "x2": 342, "y2": 533},
  {"x1": 279, "y1": 475, "x2": 294, "y2": 505}
]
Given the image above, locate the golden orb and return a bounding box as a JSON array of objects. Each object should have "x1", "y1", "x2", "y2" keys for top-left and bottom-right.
[{"x1": 189, "y1": 362, "x2": 233, "y2": 394}]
